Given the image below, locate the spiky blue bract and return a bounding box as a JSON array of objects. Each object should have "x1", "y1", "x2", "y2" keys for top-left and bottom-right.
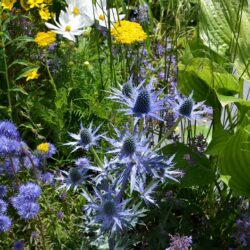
[
  {"x1": 65, "y1": 122, "x2": 105, "y2": 152},
  {"x1": 167, "y1": 234, "x2": 192, "y2": 250},
  {"x1": 0, "y1": 215, "x2": 12, "y2": 232},
  {"x1": 0, "y1": 136, "x2": 21, "y2": 157},
  {"x1": 0, "y1": 121, "x2": 20, "y2": 140},
  {"x1": 56, "y1": 167, "x2": 88, "y2": 192},
  {"x1": 83, "y1": 188, "x2": 133, "y2": 233},
  {"x1": 167, "y1": 91, "x2": 212, "y2": 120},
  {"x1": 115, "y1": 78, "x2": 167, "y2": 124},
  {"x1": 0, "y1": 199, "x2": 8, "y2": 215}
]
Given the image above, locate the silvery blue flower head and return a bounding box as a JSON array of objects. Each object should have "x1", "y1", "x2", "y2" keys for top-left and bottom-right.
[
  {"x1": 119, "y1": 78, "x2": 167, "y2": 124},
  {"x1": 1, "y1": 157, "x2": 20, "y2": 176},
  {"x1": 166, "y1": 234, "x2": 192, "y2": 250},
  {"x1": 83, "y1": 188, "x2": 133, "y2": 233},
  {"x1": 167, "y1": 91, "x2": 212, "y2": 120},
  {"x1": 56, "y1": 167, "x2": 88, "y2": 192},
  {"x1": 18, "y1": 183, "x2": 41, "y2": 201},
  {"x1": 109, "y1": 76, "x2": 136, "y2": 103},
  {"x1": 0, "y1": 136, "x2": 21, "y2": 158},
  {"x1": 0, "y1": 215, "x2": 12, "y2": 232},
  {"x1": 65, "y1": 122, "x2": 104, "y2": 152},
  {"x1": 16, "y1": 202, "x2": 40, "y2": 220},
  {"x1": 0, "y1": 199, "x2": 8, "y2": 215},
  {"x1": 105, "y1": 128, "x2": 151, "y2": 165},
  {"x1": 0, "y1": 121, "x2": 20, "y2": 140}
]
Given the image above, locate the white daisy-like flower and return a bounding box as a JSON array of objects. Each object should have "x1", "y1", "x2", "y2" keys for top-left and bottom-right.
[
  {"x1": 65, "y1": 0, "x2": 93, "y2": 26},
  {"x1": 45, "y1": 11, "x2": 89, "y2": 42},
  {"x1": 84, "y1": 0, "x2": 125, "y2": 28}
]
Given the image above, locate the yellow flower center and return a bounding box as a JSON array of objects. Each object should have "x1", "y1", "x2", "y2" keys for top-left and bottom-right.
[
  {"x1": 99, "y1": 14, "x2": 105, "y2": 21},
  {"x1": 37, "y1": 143, "x2": 49, "y2": 153},
  {"x1": 73, "y1": 7, "x2": 79, "y2": 15},
  {"x1": 65, "y1": 25, "x2": 71, "y2": 32}
]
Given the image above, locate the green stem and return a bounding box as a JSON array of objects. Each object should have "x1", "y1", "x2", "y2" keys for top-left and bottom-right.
[
  {"x1": 37, "y1": 215, "x2": 47, "y2": 250},
  {"x1": 154, "y1": 117, "x2": 182, "y2": 150},
  {"x1": 90, "y1": 147, "x2": 103, "y2": 168},
  {"x1": 0, "y1": 10, "x2": 13, "y2": 120},
  {"x1": 45, "y1": 54, "x2": 57, "y2": 95}
]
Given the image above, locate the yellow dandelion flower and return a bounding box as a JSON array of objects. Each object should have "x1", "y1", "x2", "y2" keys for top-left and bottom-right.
[
  {"x1": 111, "y1": 20, "x2": 147, "y2": 45},
  {"x1": 1, "y1": 0, "x2": 17, "y2": 10},
  {"x1": 39, "y1": 7, "x2": 51, "y2": 21},
  {"x1": 37, "y1": 143, "x2": 49, "y2": 153},
  {"x1": 25, "y1": 69, "x2": 40, "y2": 81},
  {"x1": 34, "y1": 31, "x2": 56, "y2": 47},
  {"x1": 27, "y1": 0, "x2": 43, "y2": 9}
]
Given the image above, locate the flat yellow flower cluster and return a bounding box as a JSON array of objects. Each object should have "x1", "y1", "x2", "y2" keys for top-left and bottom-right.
[
  {"x1": 35, "y1": 31, "x2": 56, "y2": 47},
  {"x1": 1, "y1": 0, "x2": 17, "y2": 10},
  {"x1": 111, "y1": 20, "x2": 147, "y2": 45},
  {"x1": 37, "y1": 142, "x2": 49, "y2": 153}
]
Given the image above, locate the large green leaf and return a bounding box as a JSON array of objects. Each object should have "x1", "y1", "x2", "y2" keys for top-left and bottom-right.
[
  {"x1": 199, "y1": 0, "x2": 250, "y2": 81},
  {"x1": 162, "y1": 142, "x2": 215, "y2": 187},
  {"x1": 206, "y1": 113, "x2": 250, "y2": 196},
  {"x1": 178, "y1": 57, "x2": 239, "y2": 106}
]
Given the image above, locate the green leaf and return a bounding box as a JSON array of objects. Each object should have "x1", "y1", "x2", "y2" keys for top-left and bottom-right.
[
  {"x1": 162, "y1": 142, "x2": 215, "y2": 187},
  {"x1": 178, "y1": 57, "x2": 239, "y2": 106}
]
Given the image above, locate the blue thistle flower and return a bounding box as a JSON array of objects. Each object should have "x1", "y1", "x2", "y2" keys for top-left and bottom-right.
[
  {"x1": 13, "y1": 240, "x2": 25, "y2": 250},
  {"x1": 0, "y1": 121, "x2": 20, "y2": 140},
  {"x1": 1, "y1": 157, "x2": 20, "y2": 176},
  {"x1": 18, "y1": 183, "x2": 41, "y2": 201},
  {"x1": 0, "y1": 136, "x2": 21, "y2": 157},
  {"x1": 167, "y1": 92, "x2": 212, "y2": 120},
  {"x1": 56, "y1": 167, "x2": 87, "y2": 192},
  {"x1": 166, "y1": 234, "x2": 192, "y2": 250},
  {"x1": 105, "y1": 128, "x2": 150, "y2": 165},
  {"x1": 0, "y1": 215, "x2": 12, "y2": 232},
  {"x1": 40, "y1": 172, "x2": 54, "y2": 185},
  {"x1": 135, "y1": 181, "x2": 158, "y2": 206},
  {"x1": 0, "y1": 185, "x2": 8, "y2": 198},
  {"x1": 118, "y1": 78, "x2": 166, "y2": 124},
  {"x1": 83, "y1": 188, "x2": 133, "y2": 233},
  {"x1": 0, "y1": 199, "x2": 8, "y2": 215},
  {"x1": 65, "y1": 122, "x2": 105, "y2": 152},
  {"x1": 16, "y1": 202, "x2": 40, "y2": 220}
]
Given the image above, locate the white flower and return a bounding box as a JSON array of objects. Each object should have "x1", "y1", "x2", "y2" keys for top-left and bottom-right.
[
  {"x1": 45, "y1": 11, "x2": 89, "y2": 42},
  {"x1": 84, "y1": 0, "x2": 125, "y2": 28},
  {"x1": 65, "y1": 0, "x2": 93, "y2": 26}
]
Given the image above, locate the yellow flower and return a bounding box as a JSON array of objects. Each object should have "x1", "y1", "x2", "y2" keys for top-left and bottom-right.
[
  {"x1": 25, "y1": 69, "x2": 40, "y2": 81},
  {"x1": 1, "y1": 0, "x2": 17, "y2": 10},
  {"x1": 39, "y1": 7, "x2": 51, "y2": 21},
  {"x1": 37, "y1": 143, "x2": 49, "y2": 153},
  {"x1": 20, "y1": 0, "x2": 31, "y2": 10},
  {"x1": 27, "y1": 0, "x2": 43, "y2": 8},
  {"x1": 34, "y1": 31, "x2": 56, "y2": 47},
  {"x1": 111, "y1": 20, "x2": 147, "y2": 45}
]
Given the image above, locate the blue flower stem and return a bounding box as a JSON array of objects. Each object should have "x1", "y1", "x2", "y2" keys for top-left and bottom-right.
[
  {"x1": 90, "y1": 147, "x2": 103, "y2": 168},
  {"x1": 116, "y1": 176, "x2": 128, "y2": 202},
  {"x1": 138, "y1": 118, "x2": 144, "y2": 133},
  {"x1": 108, "y1": 235, "x2": 115, "y2": 250},
  {"x1": 154, "y1": 117, "x2": 182, "y2": 150},
  {"x1": 9, "y1": 156, "x2": 20, "y2": 187}
]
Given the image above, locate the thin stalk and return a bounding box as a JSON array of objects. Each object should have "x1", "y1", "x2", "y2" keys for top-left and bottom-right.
[
  {"x1": 45, "y1": 54, "x2": 58, "y2": 95},
  {"x1": 9, "y1": 156, "x2": 20, "y2": 187},
  {"x1": 0, "y1": 10, "x2": 13, "y2": 120},
  {"x1": 37, "y1": 215, "x2": 47, "y2": 250},
  {"x1": 90, "y1": 147, "x2": 103, "y2": 168}
]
